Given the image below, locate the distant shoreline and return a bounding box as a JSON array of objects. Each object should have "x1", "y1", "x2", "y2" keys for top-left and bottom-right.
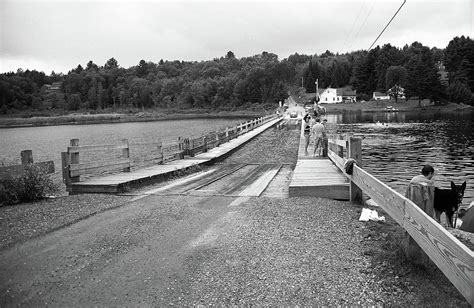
[
  {"x1": 0, "y1": 101, "x2": 471, "y2": 128},
  {"x1": 0, "y1": 111, "x2": 263, "y2": 129}
]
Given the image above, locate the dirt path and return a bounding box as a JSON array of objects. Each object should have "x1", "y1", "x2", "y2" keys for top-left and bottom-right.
[{"x1": 2, "y1": 193, "x2": 468, "y2": 306}]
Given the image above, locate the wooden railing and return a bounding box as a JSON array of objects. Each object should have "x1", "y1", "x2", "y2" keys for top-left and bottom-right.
[
  {"x1": 61, "y1": 114, "x2": 279, "y2": 191},
  {"x1": 61, "y1": 139, "x2": 130, "y2": 189},
  {"x1": 327, "y1": 134, "x2": 474, "y2": 305},
  {"x1": 179, "y1": 114, "x2": 278, "y2": 157},
  {"x1": 0, "y1": 150, "x2": 54, "y2": 180}
]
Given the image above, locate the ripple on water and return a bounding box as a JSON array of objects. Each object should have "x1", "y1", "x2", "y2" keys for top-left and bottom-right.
[{"x1": 337, "y1": 118, "x2": 473, "y2": 206}]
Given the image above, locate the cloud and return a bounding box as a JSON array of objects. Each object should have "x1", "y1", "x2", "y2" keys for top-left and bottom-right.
[{"x1": 1, "y1": 0, "x2": 472, "y2": 73}]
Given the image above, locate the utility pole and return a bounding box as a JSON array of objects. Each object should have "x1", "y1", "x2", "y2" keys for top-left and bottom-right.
[{"x1": 315, "y1": 79, "x2": 319, "y2": 101}]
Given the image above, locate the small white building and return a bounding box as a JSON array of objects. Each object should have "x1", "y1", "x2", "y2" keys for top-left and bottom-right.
[
  {"x1": 373, "y1": 91, "x2": 390, "y2": 100},
  {"x1": 320, "y1": 88, "x2": 342, "y2": 104},
  {"x1": 319, "y1": 87, "x2": 357, "y2": 104}
]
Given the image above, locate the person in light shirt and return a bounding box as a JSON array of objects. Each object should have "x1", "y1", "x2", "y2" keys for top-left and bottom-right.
[
  {"x1": 311, "y1": 118, "x2": 325, "y2": 157},
  {"x1": 409, "y1": 164, "x2": 435, "y2": 185}
]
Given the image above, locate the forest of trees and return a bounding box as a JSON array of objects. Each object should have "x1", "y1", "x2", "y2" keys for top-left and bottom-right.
[{"x1": 1, "y1": 36, "x2": 473, "y2": 115}]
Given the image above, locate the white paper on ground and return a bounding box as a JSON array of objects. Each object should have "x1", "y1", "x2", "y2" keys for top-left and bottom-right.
[{"x1": 359, "y1": 208, "x2": 385, "y2": 222}]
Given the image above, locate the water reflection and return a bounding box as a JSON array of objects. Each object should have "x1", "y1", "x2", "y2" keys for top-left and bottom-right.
[{"x1": 331, "y1": 110, "x2": 473, "y2": 206}]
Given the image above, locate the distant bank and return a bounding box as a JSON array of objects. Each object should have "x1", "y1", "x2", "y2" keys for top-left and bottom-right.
[
  {"x1": 0, "y1": 100, "x2": 471, "y2": 128},
  {"x1": 0, "y1": 110, "x2": 263, "y2": 128}
]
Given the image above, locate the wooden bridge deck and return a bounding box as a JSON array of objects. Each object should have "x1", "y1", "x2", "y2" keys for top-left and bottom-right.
[
  {"x1": 289, "y1": 120, "x2": 349, "y2": 200},
  {"x1": 69, "y1": 117, "x2": 282, "y2": 194}
]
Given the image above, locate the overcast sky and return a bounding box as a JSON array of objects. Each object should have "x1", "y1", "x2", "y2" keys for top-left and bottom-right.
[{"x1": 1, "y1": 0, "x2": 472, "y2": 74}]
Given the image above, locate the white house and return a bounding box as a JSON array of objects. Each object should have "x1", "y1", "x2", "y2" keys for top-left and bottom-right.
[
  {"x1": 373, "y1": 92, "x2": 390, "y2": 100},
  {"x1": 319, "y1": 87, "x2": 357, "y2": 104},
  {"x1": 320, "y1": 88, "x2": 342, "y2": 104}
]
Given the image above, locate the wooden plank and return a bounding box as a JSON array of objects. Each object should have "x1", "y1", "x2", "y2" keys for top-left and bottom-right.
[
  {"x1": 289, "y1": 185, "x2": 349, "y2": 199},
  {"x1": 329, "y1": 139, "x2": 346, "y2": 148},
  {"x1": 239, "y1": 165, "x2": 282, "y2": 197},
  {"x1": 69, "y1": 159, "x2": 130, "y2": 177},
  {"x1": 68, "y1": 143, "x2": 128, "y2": 153},
  {"x1": 328, "y1": 150, "x2": 346, "y2": 171},
  {"x1": 404, "y1": 200, "x2": 474, "y2": 304}
]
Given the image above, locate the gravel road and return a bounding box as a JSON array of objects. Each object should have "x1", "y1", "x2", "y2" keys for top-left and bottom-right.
[{"x1": 0, "y1": 124, "x2": 469, "y2": 306}]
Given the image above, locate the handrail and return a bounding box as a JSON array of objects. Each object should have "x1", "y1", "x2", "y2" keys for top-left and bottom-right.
[
  {"x1": 61, "y1": 114, "x2": 281, "y2": 189},
  {"x1": 326, "y1": 136, "x2": 474, "y2": 304}
]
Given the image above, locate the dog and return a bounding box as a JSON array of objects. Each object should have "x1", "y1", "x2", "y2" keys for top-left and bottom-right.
[{"x1": 434, "y1": 181, "x2": 466, "y2": 228}]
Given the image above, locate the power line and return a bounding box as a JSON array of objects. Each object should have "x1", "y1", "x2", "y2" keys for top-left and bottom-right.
[
  {"x1": 341, "y1": 0, "x2": 367, "y2": 52},
  {"x1": 368, "y1": 0, "x2": 407, "y2": 51},
  {"x1": 348, "y1": 0, "x2": 376, "y2": 52}
]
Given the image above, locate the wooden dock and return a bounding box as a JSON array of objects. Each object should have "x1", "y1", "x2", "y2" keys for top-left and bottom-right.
[
  {"x1": 289, "y1": 120, "x2": 349, "y2": 199},
  {"x1": 67, "y1": 117, "x2": 282, "y2": 194}
]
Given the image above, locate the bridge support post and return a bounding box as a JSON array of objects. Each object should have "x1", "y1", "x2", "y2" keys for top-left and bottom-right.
[
  {"x1": 20, "y1": 150, "x2": 33, "y2": 165},
  {"x1": 404, "y1": 184, "x2": 434, "y2": 265},
  {"x1": 348, "y1": 136, "x2": 363, "y2": 204},
  {"x1": 69, "y1": 139, "x2": 80, "y2": 184},
  {"x1": 122, "y1": 139, "x2": 130, "y2": 172}
]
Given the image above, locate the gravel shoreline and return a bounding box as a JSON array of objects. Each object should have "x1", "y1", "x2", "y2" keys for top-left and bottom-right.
[
  {"x1": 0, "y1": 194, "x2": 133, "y2": 250},
  {"x1": 174, "y1": 197, "x2": 468, "y2": 306}
]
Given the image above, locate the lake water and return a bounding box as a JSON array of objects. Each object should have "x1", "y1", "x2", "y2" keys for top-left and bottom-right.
[
  {"x1": 326, "y1": 110, "x2": 473, "y2": 206},
  {"x1": 0, "y1": 118, "x2": 250, "y2": 189},
  {"x1": 0, "y1": 111, "x2": 472, "y2": 206}
]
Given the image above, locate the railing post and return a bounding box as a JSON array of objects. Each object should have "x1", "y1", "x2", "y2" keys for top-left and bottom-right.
[
  {"x1": 61, "y1": 152, "x2": 71, "y2": 191},
  {"x1": 69, "y1": 139, "x2": 80, "y2": 183},
  {"x1": 348, "y1": 136, "x2": 363, "y2": 204},
  {"x1": 21, "y1": 150, "x2": 33, "y2": 165},
  {"x1": 338, "y1": 134, "x2": 344, "y2": 157},
  {"x1": 404, "y1": 184, "x2": 435, "y2": 265},
  {"x1": 121, "y1": 139, "x2": 130, "y2": 172},
  {"x1": 157, "y1": 139, "x2": 164, "y2": 163},
  {"x1": 189, "y1": 139, "x2": 195, "y2": 157}
]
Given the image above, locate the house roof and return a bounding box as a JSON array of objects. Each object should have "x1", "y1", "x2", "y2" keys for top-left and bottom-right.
[
  {"x1": 334, "y1": 88, "x2": 356, "y2": 96},
  {"x1": 342, "y1": 90, "x2": 356, "y2": 96}
]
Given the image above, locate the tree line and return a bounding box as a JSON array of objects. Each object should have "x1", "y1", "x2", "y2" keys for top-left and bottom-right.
[
  {"x1": 1, "y1": 36, "x2": 473, "y2": 115},
  {"x1": 300, "y1": 36, "x2": 473, "y2": 104}
]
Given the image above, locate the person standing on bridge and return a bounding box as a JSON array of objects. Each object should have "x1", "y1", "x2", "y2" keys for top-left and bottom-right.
[
  {"x1": 311, "y1": 118, "x2": 326, "y2": 157},
  {"x1": 322, "y1": 118, "x2": 328, "y2": 157},
  {"x1": 303, "y1": 112, "x2": 312, "y2": 155}
]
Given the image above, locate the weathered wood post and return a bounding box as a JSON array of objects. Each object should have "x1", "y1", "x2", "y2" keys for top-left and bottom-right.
[
  {"x1": 69, "y1": 139, "x2": 80, "y2": 183},
  {"x1": 20, "y1": 150, "x2": 33, "y2": 165},
  {"x1": 404, "y1": 183, "x2": 435, "y2": 264},
  {"x1": 348, "y1": 136, "x2": 363, "y2": 204},
  {"x1": 178, "y1": 137, "x2": 184, "y2": 159},
  {"x1": 122, "y1": 139, "x2": 130, "y2": 172},
  {"x1": 61, "y1": 151, "x2": 71, "y2": 190},
  {"x1": 338, "y1": 134, "x2": 344, "y2": 157}
]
